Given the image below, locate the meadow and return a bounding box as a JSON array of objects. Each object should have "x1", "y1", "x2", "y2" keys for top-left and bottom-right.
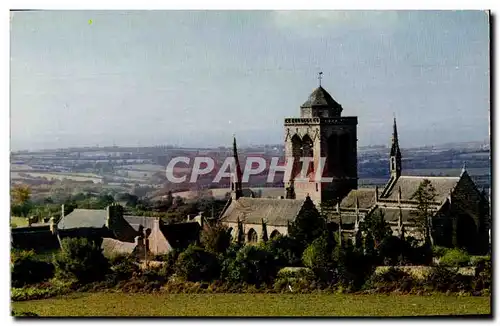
[{"x1": 12, "y1": 293, "x2": 491, "y2": 317}]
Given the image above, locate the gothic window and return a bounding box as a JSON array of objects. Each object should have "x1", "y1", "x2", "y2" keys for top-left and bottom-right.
[
  {"x1": 291, "y1": 135, "x2": 302, "y2": 179},
  {"x1": 302, "y1": 134, "x2": 314, "y2": 176},
  {"x1": 270, "y1": 230, "x2": 281, "y2": 239},
  {"x1": 247, "y1": 228, "x2": 258, "y2": 243}
]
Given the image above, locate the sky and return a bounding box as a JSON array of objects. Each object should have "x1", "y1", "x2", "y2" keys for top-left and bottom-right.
[{"x1": 10, "y1": 10, "x2": 490, "y2": 151}]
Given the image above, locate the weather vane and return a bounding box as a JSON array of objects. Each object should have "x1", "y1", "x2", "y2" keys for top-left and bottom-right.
[{"x1": 318, "y1": 71, "x2": 323, "y2": 87}]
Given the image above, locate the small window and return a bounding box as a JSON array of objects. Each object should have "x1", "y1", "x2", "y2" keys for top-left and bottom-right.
[
  {"x1": 247, "y1": 228, "x2": 258, "y2": 243},
  {"x1": 316, "y1": 183, "x2": 319, "y2": 192}
]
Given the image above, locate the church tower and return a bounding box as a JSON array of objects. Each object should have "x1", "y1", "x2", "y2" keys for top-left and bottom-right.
[
  {"x1": 231, "y1": 136, "x2": 243, "y2": 200},
  {"x1": 284, "y1": 74, "x2": 358, "y2": 205},
  {"x1": 390, "y1": 117, "x2": 402, "y2": 179}
]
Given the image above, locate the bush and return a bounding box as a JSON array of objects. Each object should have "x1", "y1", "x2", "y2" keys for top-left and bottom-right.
[
  {"x1": 365, "y1": 267, "x2": 417, "y2": 293},
  {"x1": 11, "y1": 279, "x2": 73, "y2": 301},
  {"x1": 201, "y1": 222, "x2": 231, "y2": 254},
  {"x1": 432, "y1": 246, "x2": 449, "y2": 258},
  {"x1": 378, "y1": 236, "x2": 405, "y2": 266},
  {"x1": 302, "y1": 233, "x2": 335, "y2": 282},
  {"x1": 472, "y1": 256, "x2": 491, "y2": 292},
  {"x1": 439, "y1": 248, "x2": 470, "y2": 267},
  {"x1": 334, "y1": 244, "x2": 375, "y2": 290},
  {"x1": 274, "y1": 267, "x2": 317, "y2": 292},
  {"x1": 175, "y1": 245, "x2": 220, "y2": 282},
  {"x1": 11, "y1": 250, "x2": 54, "y2": 288},
  {"x1": 109, "y1": 254, "x2": 140, "y2": 281},
  {"x1": 261, "y1": 235, "x2": 303, "y2": 267},
  {"x1": 425, "y1": 266, "x2": 472, "y2": 292},
  {"x1": 226, "y1": 245, "x2": 278, "y2": 286},
  {"x1": 53, "y1": 238, "x2": 110, "y2": 284}
]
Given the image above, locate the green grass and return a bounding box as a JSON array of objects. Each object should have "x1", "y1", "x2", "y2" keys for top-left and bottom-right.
[{"x1": 12, "y1": 293, "x2": 491, "y2": 317}]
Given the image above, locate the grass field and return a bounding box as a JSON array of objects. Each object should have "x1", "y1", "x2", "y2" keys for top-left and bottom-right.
[{"x1": 12, "y1": 293, "x2": 491, "y2": 317}]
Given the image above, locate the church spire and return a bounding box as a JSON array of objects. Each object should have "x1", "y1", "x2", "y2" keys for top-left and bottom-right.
[
  {"x1": 231, "y1": 136, "x2": 243, "y2": 200},
  {"x1": 390, "y1": 116, "x2": 402, "y2": 179}
]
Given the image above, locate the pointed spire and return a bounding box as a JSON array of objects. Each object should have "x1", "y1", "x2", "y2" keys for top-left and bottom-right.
[
  {"x1": 390, "y1": 116, "x2": 402, "y2": 178},
  {"x1": 232, "y1": 136, "x2": 243, "y2": 200},
  {"x1": 392, "y1": 116, "x2": 399, "y2": 146},
  {"x1": 461, "y1": 161, "x2": 467, "y2": 175}
]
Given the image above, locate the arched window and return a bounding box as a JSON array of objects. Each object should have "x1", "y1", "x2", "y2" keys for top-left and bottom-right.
[
  {"x1": 247, "y1": 228, "x2": 258, "y2": 243},
  {"x1": 270, "y1": 230, "x2": 281, "y2": 239},
  {"x1": 302, "y1": 134, "x2": 314, "y2": 177},
  {"x1": 291, "y1": 135, "x2": 302, "y2": 179}
]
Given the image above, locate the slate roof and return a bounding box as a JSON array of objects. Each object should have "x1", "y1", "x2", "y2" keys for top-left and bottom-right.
[
  {"x1": 101, "y1": 237, "x2": 136, "y2": 256},
  {"x1": 301, "y1": 86, "x2": 342, "y2": 109},
  {"x1": 382, "y1": 176, "x2": 459, "y2": 203},
  {"x1": 124, "y1": 215, "x2": 158, "y2": 232},
  {"x1": 57, "y1": 209, "x2": 108, "y2": 230},
  {"x1": 220, "y1": 197, "x2": 305, "y2": 226},
  {"x1": 340, "y1": 188, "x2": 377, "y2": 210},
  {"x1": 57, "y1": 209, "x2": 139, "y2": 242}
]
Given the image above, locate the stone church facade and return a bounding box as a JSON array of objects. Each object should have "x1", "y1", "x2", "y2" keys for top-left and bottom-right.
[{"x1": 219, "y1": 79, "x2": 490, "y2": 254}]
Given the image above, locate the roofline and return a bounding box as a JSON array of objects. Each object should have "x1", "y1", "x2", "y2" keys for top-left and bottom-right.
[{"x1": 399, "y1": 175, "x2": 461, "y2": 180}]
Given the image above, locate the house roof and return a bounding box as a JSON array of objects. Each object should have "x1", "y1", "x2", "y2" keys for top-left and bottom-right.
[
  {"x1": 382, "y1": 176, "x2": 459, "y2": 203},
  {"x1": 124, "y1": 215, "x2": 158, "y2": 232},
  {"x1": 57, "y1": 209, "x2": 139, "y2": 242},
  {"x1": 220, "y1": 197, "x2": 305, "y2": 226},
  {"x1": 301, "y1": 86, "x2": 342, "y2": 109},
  {"x1": 340, "y1": 188, "x2": 377, "y2": 210},
  {"x1": 57, "y1": 209, "x2": 107, "y2": 230},
  {"x1": 101, "y1": 237, "x2": 136, "y2": 256}
]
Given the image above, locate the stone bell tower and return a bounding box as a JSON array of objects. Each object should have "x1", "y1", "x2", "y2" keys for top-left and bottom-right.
[{"x1": 284, "y1": 73, "x2": 358, "y2": 205}]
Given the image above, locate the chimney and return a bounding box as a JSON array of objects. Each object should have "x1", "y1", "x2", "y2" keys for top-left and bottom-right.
[
  {"x1": 375, "y1": 186, "x2": 379, "y2": 203},
  {"x1": 61, "y1": 204, "x2": 65, "y2": 219},
  {"x1": 49, "y1": 216, "x2": 57, "y2": 235},
  {"x1": 106, "y1": 204, "x2": 123, "y2": 229}
]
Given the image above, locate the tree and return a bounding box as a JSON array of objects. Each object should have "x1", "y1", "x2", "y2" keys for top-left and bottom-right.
[
  {"x1": 174, "y1": 245, "x2": 220, "y2": 282},
  {"x1": 360, "y1": 210, "x2": 392, "y2": 248},
  {"x1": 288, "y1": 198, "x2": 326, "y2": 248},
  {"x1": 226, "y1": 245, "x2": 278, "y2": 286},
  {"x1": 411, "y1": 179, "x2": 437, "y2": 246},
  {"x1": 53, "y1": 237, "x2": 109, "y2": 283},
  {"x1": 302, "y1": 232, "x2": 335, "y2": 272},
  {"x1": 262, "y1": 235, "x2": 303, "y2": 267},
  {"x1": 201, "y1": 222, "x2": 232, "y2": 254},
  {"x1": 11, "y1": 185, "x2": 31, "y2": 206}
]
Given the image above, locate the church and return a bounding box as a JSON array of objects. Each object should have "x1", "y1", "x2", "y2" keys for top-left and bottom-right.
[{"x1": 219, "y1": 77, "x2": 490, "y2": 254}]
